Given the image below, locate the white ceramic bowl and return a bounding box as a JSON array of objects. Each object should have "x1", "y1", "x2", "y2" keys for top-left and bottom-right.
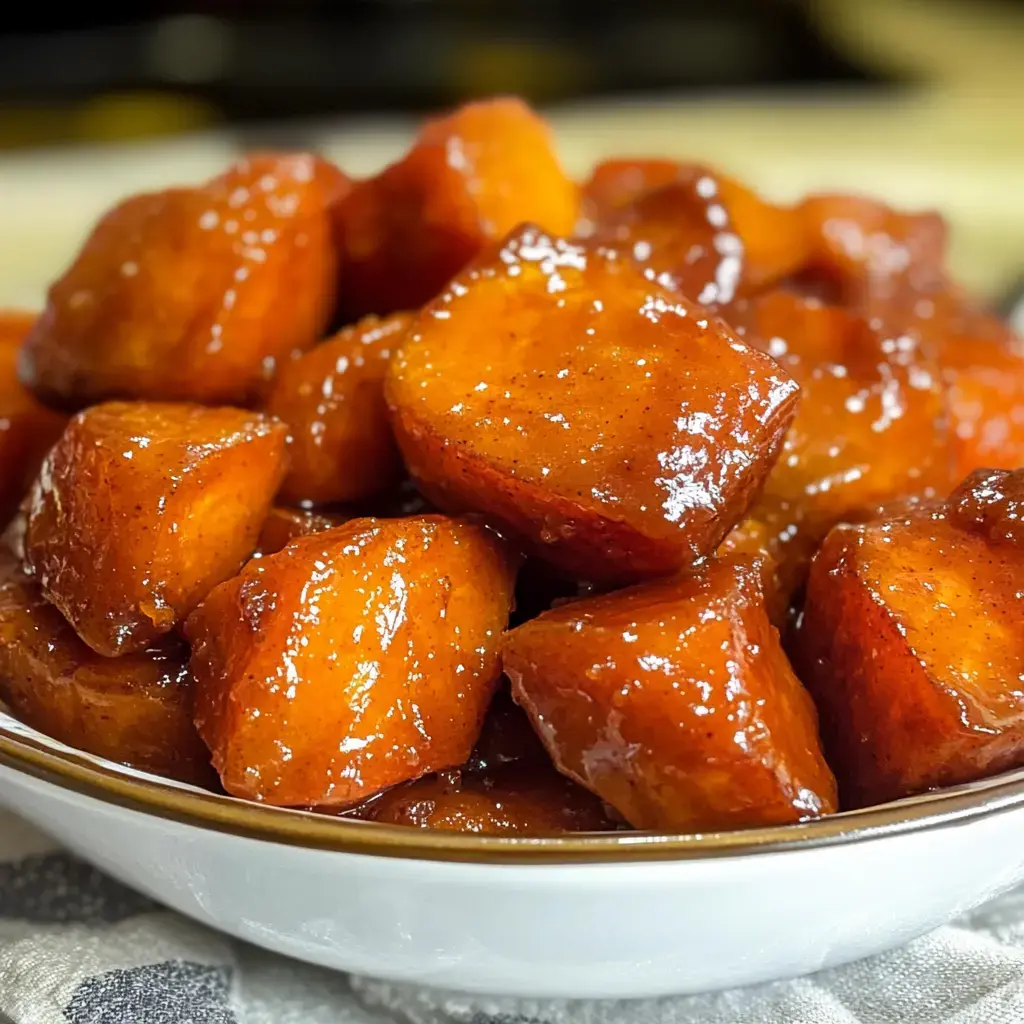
[{"x1": 4, "y1": 710, "x2": 1024, "y2": 999}]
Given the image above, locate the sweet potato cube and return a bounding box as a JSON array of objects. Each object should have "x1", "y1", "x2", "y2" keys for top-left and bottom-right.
[
  {"x1": 185, "y1": 515, "x2": 515, "y2": 807},
  {"x1": 578, "y1": 160, "x2": 809, "y2": 305},
  {"x1": 358, "y1": 763, "x2": 617, "y2": 835},
  {"x1": 266, "y1": 311, "x2": 411, "y2": 505},
  {"x1": 794, "y1": 488, "x2": 1024, "y2": 808},
  {"x1": 897, "y1": 292, "x2": 1024, "y2": 480},
  {"x1": 0, "y1": 556, "x2": 212, "y2": 785},
  {"x1": 256, "y1": 506, "x2": 349, "y2": 557},
  {"x1": 0, "y1": 311, "x2": 66, "y2": 527},
  {"x1": 24, "y1": 402, "x2": 288, "y2": 656},
  {"x1": 502, "y1": 557, "x2": 837, "y2": 831},
  {"x1": 720, "y1": 290, "x2": 952, "y2": 600},
  {"x1": 334, "y1": 97, "x2": 578, "y2": 319},
  {"x1": 20, "y1": 154, "x2": 346, "y2": 407},
  {"x1": 387, "y1": 225, "x2": 799, "y2": 583},
  {"x1": 798, "y1": 193, "x2": 947, "y2": 305}
]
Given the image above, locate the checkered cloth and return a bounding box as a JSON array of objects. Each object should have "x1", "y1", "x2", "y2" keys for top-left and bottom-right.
[{"x1": 4, "y1": 810, "x2": 1024, "y2": 1023}]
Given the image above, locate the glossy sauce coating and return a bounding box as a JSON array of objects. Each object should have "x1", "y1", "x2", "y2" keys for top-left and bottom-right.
[
  {"x1": 794, "y1": 497, "x2": 1024, "y2": 808},
  {"x1": 503, "y1": 556, "x2": 837, "y2": 832},
  {"x1": 24, "y1": 402, "x2": 288, "y2": 656},
  {"x1": 0, "y1": 555, "x2": 212, "y2": 786},
  {"x1": 578, "y1": 160, "x2": 809, "y2": 306},
  {"x1": 255, "y1": 506, "x2": 349, "y2": 557},
  {"x1": 335, "y1": 97, "x2": 578, "y2": 319},
  {"x1": 20, "y1": 154, "x2": 345, "y2": 407},
  {"x1": 185, "y1": 515, "x2": 516, "y2": 806},
  {"x1": 0, "y1": 311, "x2": 66, "y2": 527},
  {"x1": 387, "y1": 225, "x2": 800, "y2": 583},
  {"x1": 721, "y1": 290, "x2": 951, "y2": 601},
  {"x1": 266, "y1": 311, "x2": 412, "y2": 505},
  {"x1": 356, "y1": 762, "x2": 617, "y2": 835}
]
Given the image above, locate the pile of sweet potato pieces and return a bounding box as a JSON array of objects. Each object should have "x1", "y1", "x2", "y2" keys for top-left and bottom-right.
[{"x1": 3, "y1": 96, "x2": 1024, "y2": 836}]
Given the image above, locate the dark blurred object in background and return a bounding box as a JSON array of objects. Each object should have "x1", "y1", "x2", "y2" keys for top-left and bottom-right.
[{"x1": 0, "y1": 0, "x2": 878, "y2": 149}]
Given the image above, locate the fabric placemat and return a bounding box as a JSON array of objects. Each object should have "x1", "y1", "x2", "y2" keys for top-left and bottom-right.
[{"x1": 1, "y1": 809, "x2": 1023, "y2": 1024}]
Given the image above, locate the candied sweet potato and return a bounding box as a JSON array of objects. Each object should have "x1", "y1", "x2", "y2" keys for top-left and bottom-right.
[
  {"x1": 798, "y1": 193, "x2": 947, "y2": 305},
  {"x1": 879, "y1": 288, "x2": 1024, "y2": 480},
  {"x1": 387, "y1": 225, "x2": 800, "y2": 583},
  {"x1": 0, "y1": 555, "x2": 212, "y2": 785},
  {"x1": 502, "y1": 556, "x2": 837, "y2": 831},
  {"x1": 948, "y1": 468, "x2": 1024, "y2": 545},
  {"x1": 794, "y1": 490, "x2": 1024, "y2": 808},
  {"x1": 24, "y1": 402, "x2": 288, "y2": 656},
  {"x1": 356, "y1": 763, "x2": 616, "y2": 835},
  {"x1": 266, "y1": 311, "x2": 411, "y2": 504},
  {"x1": 578, "y1": 160, "x2": 808, "y2": 306},
  {"x1": 334, "y1": 97, "x2": 578, "y2": 319},
  {"x1": 185, "y1": 515, "x2": 516, "y2": 806},
  {"x1": 20, "y1": 154, "x2": 346, "y2": 408},
  {"x1": 0, "y1": 311, "x2": 66, "y2": 528},
  {"x1": 720, "y1": 290, "x2": 952, "y2": 601},
  {"x1": 256, "y1": 506, "x2": 348, "y2": 557}
]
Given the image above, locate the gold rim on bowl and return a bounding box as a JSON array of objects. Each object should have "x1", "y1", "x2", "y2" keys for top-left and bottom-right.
[{"x1": 3, "y1": 720, "x2": 1024, "y2": 864}]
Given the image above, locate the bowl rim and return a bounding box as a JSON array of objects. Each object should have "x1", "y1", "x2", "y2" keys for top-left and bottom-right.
[{"x1": 5, "y1": 721, "x2": 1024, "y2": 864}]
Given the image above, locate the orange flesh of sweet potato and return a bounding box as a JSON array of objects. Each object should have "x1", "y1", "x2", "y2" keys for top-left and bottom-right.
[
  {"x1": 356, "y1": 763, "x2": 617, "y2": 835},
  {"x1": 266, "y1": 311, "x2": 411, "y2": 504},
  {"x1": 0, "y1": 311, "x2": 66, "y2": 528},
  {"x1": 502, "y1": 556, "x2": 837, "y2": 831},
  {"x1": 185, "y1": 515, "x2": 515, "y2": 806},
  {"x1": 335, "y1": 97, "x2": 578, "y2": 319},
  {"x1": 24, "y1": 401, "x2": 288, "y2": 656},
  {"x1": 387, "y1": 225, "x2": 800, "y2": 583},
  {"x1": 793, "y1": 490, "x2": 1024, "y2": 808},
  {"x1": 0, "y1": 555, "x2": 212, "y2": 786},
  {"x1": 578, "y1": 159, "x2": 809, "y2": 306},
  {"x1": 20, "y1": 154, "x2": 346, "y2": 407}
]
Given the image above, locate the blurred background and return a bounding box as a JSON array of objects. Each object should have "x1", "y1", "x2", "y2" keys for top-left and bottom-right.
[{"x1": 1, "y1": 0, "x2": 1023, "y2": 305}]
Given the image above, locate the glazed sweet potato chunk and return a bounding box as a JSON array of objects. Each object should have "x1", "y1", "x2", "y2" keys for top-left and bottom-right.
[
  {"x1": 578, "y1": 160, "x2": 808, "y2": 305},
  {"x1": 185, "y1": 515, "x2": 516, "y2": 806},
  {"x1": 357, "y1": 763, "x2": 617, "y2": 835},
  {"x1": 0, "y1": 556, "x2": 212, "y2": 785},
  {"x1": 334, "y1": 97, "x2": 578, "y2": 319},
  {"x1": 24, "y1": 402, "x2": 288, "y2": 656},
  {"x1": 266, "y1": 311, "x2": 411, "y2": 504},
  {"x1": 20, "y1": 154, "x2": 346, "y2": 407},
  {"x1": 502, "y1": 557, "x2": 837, "y2": 831},
  {"x1": 793, "y1": 484, "x2": 1024, "y2": 808},
  {"x1": 874, "y1": 287, "x2": 1024, "y2": 480},
  {"x1": 720, "y1": 290, "x2": 952, "y2": 600},
  {"x1": 255, "y1": 506, "x2": 349, "y2": 557},
  {"x1": 798, "y1": 193, "x2": 947, "y2": 305},
  {"x1": 387, "y1": 225, "x2": 800, "y2": 583},
  {"x1": 0, "y1": 311, "x2": 66, "y2": 527}
]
